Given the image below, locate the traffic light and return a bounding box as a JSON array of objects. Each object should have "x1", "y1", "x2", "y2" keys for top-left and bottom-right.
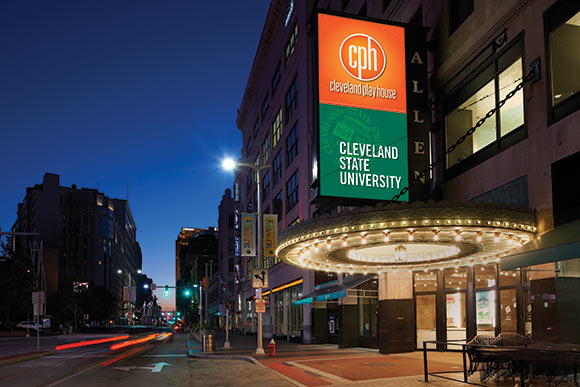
[
  {"x1": 201, "y1": 278, "x2": 207, "y2": 290},
  {"x1": 184, "y1": 289, "x2": 190, "y2": 296},
  {"x1": 164, "y1": 285, "x2": 169, "y2": 297}
]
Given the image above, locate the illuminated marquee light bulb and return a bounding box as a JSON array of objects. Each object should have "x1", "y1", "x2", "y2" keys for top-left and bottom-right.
[
  {"x1": 384, "y1": 231, "x2": 391, "y2": 242},
  {"x1": 342, "y1": 236, "x2": 348, "y2": 247},
  {"x1": 455, "y1": 230, "x2": 462, "y2": 242},
  {"x1": 361, "y1": 233, "x2": 367, "y2": 244},
  {"x1": 326, "y1": 239, "x2": 332, "y2": 248},
  {"x1": 314, "y1": 243, "x2": 319, "y2": 252},
  {"x1": 408, "y1": 230, "x2": 414, "y2": 241},
  {"x1": 433, "y1": 230, "x2": 439, "y2": 241}
]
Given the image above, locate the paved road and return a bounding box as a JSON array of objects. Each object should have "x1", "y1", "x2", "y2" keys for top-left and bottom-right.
[{"x1": 0, "y1": 332, "x2": 294, "y2": 387}]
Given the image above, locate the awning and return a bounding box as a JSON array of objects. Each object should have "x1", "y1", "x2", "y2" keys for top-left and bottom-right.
[
  {"x1": 501, "y1": 219, "x2": 580, "y2": 270},
  {"x1": 293, "y1": 275, "x2": 374, "y2": 305}
]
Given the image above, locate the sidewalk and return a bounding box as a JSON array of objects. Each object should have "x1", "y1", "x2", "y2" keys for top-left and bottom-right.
[{"x1": 188, "y1": 332, "x2": 468, "y2": 386}]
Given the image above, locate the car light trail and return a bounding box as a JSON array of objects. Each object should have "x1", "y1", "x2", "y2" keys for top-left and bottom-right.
[
  {"x1": 110, "y1": 333, "x2": 159, "y2": 351},
  {"x1": 55, "y1": 335, "x2": 130, "y2": 351}
]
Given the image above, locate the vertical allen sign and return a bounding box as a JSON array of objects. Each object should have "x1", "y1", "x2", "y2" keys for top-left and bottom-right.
[{"x1": 316, "y1": 12, "x2": 429, "y2": 202}]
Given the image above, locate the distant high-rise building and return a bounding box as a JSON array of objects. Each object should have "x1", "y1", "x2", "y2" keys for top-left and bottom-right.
[
  {"x1": 12, "y1": 173, "x2": 142, "y2": 313},
  {"x1": 174, "y1": 227, "x2": 218, "y2": 317}
]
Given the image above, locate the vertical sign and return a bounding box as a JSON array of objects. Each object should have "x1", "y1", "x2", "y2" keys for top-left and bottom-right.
[
  {"x1": 317, "y1": 12, "x2": 408, "y2": 201},
  {"x1": 263, "y1": 214, "x2": 278, "y2": 263},
  {"x1": 241, "y1": 213, "x2": 256, "y2": 256},
  {"x1": 315, "y1": 12, "x2": 429, "y2": 202}
]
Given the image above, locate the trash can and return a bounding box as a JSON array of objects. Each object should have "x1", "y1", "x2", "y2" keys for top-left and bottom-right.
[{"x1": 202, "y1": 333, "x2": 215, "y2": 352}]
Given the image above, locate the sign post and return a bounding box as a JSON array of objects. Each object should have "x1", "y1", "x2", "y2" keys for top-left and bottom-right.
[{"x1": 32, "y1": 292, "x2": 45, "y2": 352}]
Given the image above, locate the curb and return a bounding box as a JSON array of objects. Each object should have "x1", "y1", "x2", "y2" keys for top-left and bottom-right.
[
  {"x1": 0, "y1": 351, "x2": 54, "y2": 367},
  {"x1": 187, "y1": 337, "x2": 261, "y2": 364}
]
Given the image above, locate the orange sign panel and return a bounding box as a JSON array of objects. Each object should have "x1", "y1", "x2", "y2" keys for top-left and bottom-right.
[{"x1": 318, "y1": 13, "x2": 406, "y2": 113}]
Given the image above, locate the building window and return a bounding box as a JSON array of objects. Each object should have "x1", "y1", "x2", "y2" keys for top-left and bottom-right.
[
  {"x1": 445, "y1": 40, "x2": 524, "y2": 169},
  {"x1": 272, "y1": 151, "x2": 282, "y2": 186},
  {"x1": 273, "y1": 190, "x2": 283, "y2": 216},
  {"x1": 285, "y1": 77, "x2": 298, "y2": 121},
  {"x1": 253, "y1": 118, "x2": 260, "y2": 137},
  {"x1": 286, "y1": 124, "x2": 298, "y2": 166},
  {"x1": 272, "y1": 62, "x2": 282, "y2": 94},
  {"x1": 547, "y1": 1, "x2": 580, "y2": 122},
  {"x1": 449, "y1": 0, "x2": 474, "y2": 34},
  {"x1": 245, "y1": 135, "x2": 253, "y2": 155},
  {"x1": 262, "y1": 94, "x2": 270, "y2": 117},
  {"x1": 286, "y1": 170, "x2": 299, "y2": 212},
  {"x1": 246, "y1": 172, "x2": 253, "y2": 194},
  {"x1": 285, "y1": 24, "x2": 298, "y2": 63},
  {"x1": 272, "y1": 109, "x2": 283, "y2": 148},
  {"x1": 262, "y1": 135, "x2": 270, "y2": 164},
  {"x1": 262, "y1": 169, "x2": 270, "y2": 200}
]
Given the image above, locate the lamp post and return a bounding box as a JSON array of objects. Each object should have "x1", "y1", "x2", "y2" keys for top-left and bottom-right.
[
  {"x1": 222, "y1": 157, "x2": 269, "y2": 356},
  {"x1": 117, "y1": 268, "x2": 142, "y2": 325}
]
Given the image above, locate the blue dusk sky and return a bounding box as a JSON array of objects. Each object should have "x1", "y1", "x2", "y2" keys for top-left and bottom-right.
[{"x1": 0, "y1": 0, "x2": 268, "y2": 309}]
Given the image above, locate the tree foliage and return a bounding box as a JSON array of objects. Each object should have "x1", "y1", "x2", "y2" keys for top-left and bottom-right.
[{"x1": 0, "y1": 241, "x2": 34, "y2": 327}]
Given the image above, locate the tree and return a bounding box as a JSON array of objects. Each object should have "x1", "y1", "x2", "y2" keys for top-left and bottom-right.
[{"x1": 0, "y1": 241, "x2": 34, "y2": 327}]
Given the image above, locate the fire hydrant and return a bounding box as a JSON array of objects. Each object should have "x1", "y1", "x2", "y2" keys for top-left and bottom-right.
[{"x1": 267, "y1": 338, "x2": 276, "y2": 356}]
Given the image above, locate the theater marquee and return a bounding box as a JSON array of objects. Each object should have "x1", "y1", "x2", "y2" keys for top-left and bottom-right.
[{"x1": 315, "y1": 12, "x2": 429, "y2": 203}]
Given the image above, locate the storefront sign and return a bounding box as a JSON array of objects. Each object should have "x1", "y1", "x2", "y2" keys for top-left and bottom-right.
[
  {"x1": 241, "y1": 213, "x2": 256, "y2": 256},
  {"x1": 263, "y1": 214, "x2": 278, "y2": 261},
  {"x1": 315, "y1": 12, "x2": 429, "y2": 202}
]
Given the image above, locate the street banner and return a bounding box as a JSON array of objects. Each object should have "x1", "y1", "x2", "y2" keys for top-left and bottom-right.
[
  {"x1": 241, "y1": 213, "x2": 256, "y2": 256},
  {"x1": 263, "y1": 214, "x2": 278, "y2": 262}
]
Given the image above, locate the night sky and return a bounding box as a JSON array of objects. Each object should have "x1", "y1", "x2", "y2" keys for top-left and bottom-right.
[{"x1": 0, "y1": 0, "x2": 268, "y2": 309}]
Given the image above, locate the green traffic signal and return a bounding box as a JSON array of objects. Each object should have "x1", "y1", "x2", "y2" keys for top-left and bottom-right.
[{"x1": 184, "y1": 289, "x2": 190, "y2": 296}]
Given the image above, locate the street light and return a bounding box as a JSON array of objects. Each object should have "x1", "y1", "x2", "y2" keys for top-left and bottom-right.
[{"x1": 223, "y1": 157, "x2": 270, "y2": 356}]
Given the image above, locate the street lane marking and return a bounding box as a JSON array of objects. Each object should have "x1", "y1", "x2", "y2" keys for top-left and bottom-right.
[
  {"x1": 113, "y1": 362, "x2": 170, "y2": 373},
  {"x1": 45, "y1": 345, "x2": 150, "y2": 387},
  {"x1": 141, "y1": 354, "x2": 186, "y2": 357}
]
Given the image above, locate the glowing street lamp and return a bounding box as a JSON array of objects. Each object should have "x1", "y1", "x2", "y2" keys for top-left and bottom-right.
[{"x1": 222, "y1": 157, "x2": 269, "y2": 356}]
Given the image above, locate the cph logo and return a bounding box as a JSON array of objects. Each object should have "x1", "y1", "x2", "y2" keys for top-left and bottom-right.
[{"x1": 339, "y1": 33, "x2": 386, "y2": 82}]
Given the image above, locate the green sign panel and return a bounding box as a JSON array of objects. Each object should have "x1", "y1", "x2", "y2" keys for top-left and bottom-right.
[{"x1": 319, "y1": 103, "x2": 408, "y2": 201}]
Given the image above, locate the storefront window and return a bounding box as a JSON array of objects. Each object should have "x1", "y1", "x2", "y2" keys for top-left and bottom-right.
[
  {"x1": 446, "y1": 79, "x2": 496, "y2": 167},
  {"x1": 475, "y1": 264, "x2": 496, "y2": 288},
  {"x1": 445, "y1": 39, "x2": 524, "y2": 169},
  {"x1": 500, "y1": 288, "x2": 517, "y2": 333},
  {"x1": 476, "y1": 290, "x2": 496, "y2": 336},
  {"x1": 414, "y1": 271, "x2": 437, "y2": 291},
  {"x1": 549, "y1": 8, "x2": 580, "y2": 108},
  {"x1": 358, "y1": 280, "x2": 377, "y2": 337},
  {"x1": 499, "y1": 58, "x2": 524, "y2": 136},
  {"x1": 500, "y1": 269, "x2": 519, "y2": 286},
  {"x1": 445, "y1": 267, "x2": 467, "y2": 290},
  {"x1": 417, "y1": 294, "x2": 436, "y2": 349},
  {"x1": 289, "y1": 285, "x2": 303, "y2": 337},
  {"x1": 446, "y1": 292, "x2": 466, "y2": 341},
  {"x1": 273, "y1": 284, "x2": 303, "y2": 338}
]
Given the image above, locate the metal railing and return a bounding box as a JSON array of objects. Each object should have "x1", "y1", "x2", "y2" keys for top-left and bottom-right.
[{"x1": 422, "y1": 339, "x2": 580, "y2": 387}]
